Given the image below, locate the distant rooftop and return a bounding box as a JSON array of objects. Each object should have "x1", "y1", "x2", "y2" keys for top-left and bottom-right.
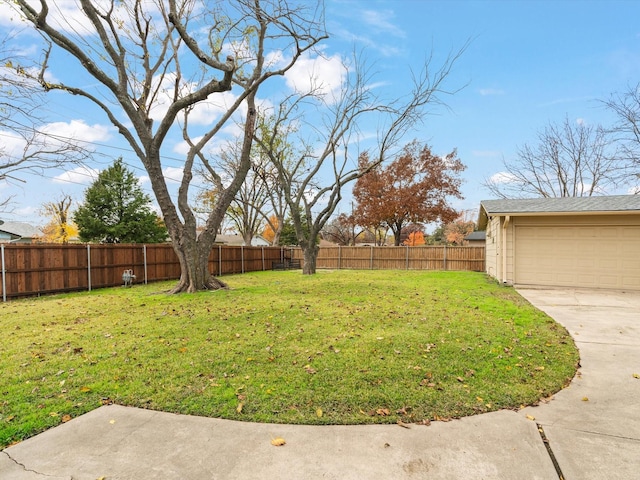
[
  {"x1": 0, "y1": 221, "x2": 40, "y2": 240},
  {"x1": 464, "y1": 231, "x2": 486, "y2": 241}
]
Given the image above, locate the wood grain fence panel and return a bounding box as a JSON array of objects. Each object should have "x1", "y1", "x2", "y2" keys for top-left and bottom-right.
[
  {"x1": 444, "y1": 246, "x2": 485, "y2": 272},
  {"x1": 336, "y1": 247, "x2": 372, "y2": 270},
  {"x1": 373, "y1": 247, "x2": 406, "y2": 270},
  {"x1": 144, "y1": 244, "x2": 180, "y2": 281},
  {"x1": 0, "y1": 244, "x2": 484, "y2": 300},
  {"x1": 296, "y1": 246, "x2": 485, "y2": 272}
]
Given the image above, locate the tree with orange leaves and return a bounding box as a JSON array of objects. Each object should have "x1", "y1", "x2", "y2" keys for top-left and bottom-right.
[
  {"x1": 353, "y1": 140, "x2": 465, "y2": 246},
  {"x1": 403, "y1": 230, "x2": 426, "y2": 246},
  {"x1": 262, "y1": 215, "x2": 279, "y2": 245}
]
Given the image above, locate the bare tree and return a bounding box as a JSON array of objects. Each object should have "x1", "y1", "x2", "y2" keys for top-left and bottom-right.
[
  {"x1": 0, "y1": 43, "x2": 89, "y2": 210},
  {"x1": 256, "y1": 47, "x2": 467, "y2": 273},
  {"x1": 39, "y1": 194, "x2": 77, "y2": 244},
  {"x1": 484, "y1": 116, "x2": 626, "y2": 198},
  {"x1": 252, "y1": 114, "x2": 298, "y2": 246},
  {"x1": 9, "y1": 0, "x2": 326, "y2": 292},
  {"x1": 197, "y1": 137, "x2": 270, "y2": 246},
  {"x1": 321, "y1": 213, "x2": 362, "y2": 246},
  {"x1": 603, "y1": 83, "x2": 640, "y2": 182}
]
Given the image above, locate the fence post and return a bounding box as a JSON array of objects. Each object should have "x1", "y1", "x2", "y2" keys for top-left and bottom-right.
[
  {"x1": 218, "y1": 245, "x2": 222, "y2": 276},
  {"x1": 443, "y1": 244, "x2": 447, "y2": 270},
  {"x1": 370, "y1": 246, "x2": 374, "y2": 270},
  {"x1": 338, "y1": 245, "x2": 341, "y2": 270},
  {"x1": 143, "y1": 245, "x2": 148, "y2": 284},
  {"x1": 406, "y1": 245, "x2": 409, "y2": 270},
  {"x1": 87, "y1": 244, "x2": 92, "y2": 291},
  {"x1": 241, "y1": 246, "x2": 245, "y2": 273},
  {"x1": 261, "y1": 246, "x2": 265, "y2": 271},
  {"x1": 1, "y1": 244, "x2": 6, "y2": 302}
]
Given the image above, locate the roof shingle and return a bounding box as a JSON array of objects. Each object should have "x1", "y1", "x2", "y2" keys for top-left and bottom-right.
[{"x1": 481, "y1": 195, "x2": 640, "y2": 215}]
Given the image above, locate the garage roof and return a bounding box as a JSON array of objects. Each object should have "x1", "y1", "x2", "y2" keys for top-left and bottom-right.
[{"x1": 478, "y1": 195, "x2": 640, "y2": 229}]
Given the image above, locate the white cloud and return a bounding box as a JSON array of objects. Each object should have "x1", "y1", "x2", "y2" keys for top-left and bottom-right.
[
  {"x1": 284, "y1": 52, "x2": 346, "y2": 99},
  {"x1": 0, "y1": 0, "x2": 93, "y2": 34},
  {"x1": 53, "y1": 166, "x2": 100, "y2": 185},
  {"x1": 488, "y1": 171, "x2": 518, "y2": 184},
  {"x1": 39, "y1": 120, "x2": 112, "y2": 144},
  {"x1": 0, "y1": 0, "x2": 162, "y2": 37},
  {"x1": 187, "y1": 91, "x2": 245, "y2": 126},
  {"x1": 0, "y1": 120, "x2": 109, "y2": 166},
  {"x1": 361, "y1": 9, "x2": 406, "y2": 38},
  {"x1": 479, "y1": 88, "x2": 505, "y2": 96},
  {"x1": 138, "y1": 175, "x2": 150, "y2": 186},
  {"x1": 172, "y1": 136, "x2": 204, "y2": 157},
  {"x1": 163, "y1": 167, "x2": 183, "y2": 185}
]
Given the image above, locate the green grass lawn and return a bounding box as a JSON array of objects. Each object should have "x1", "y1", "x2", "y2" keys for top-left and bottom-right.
[{"x1": 0, "y1": 270, "x2": 579, "y2": 447}]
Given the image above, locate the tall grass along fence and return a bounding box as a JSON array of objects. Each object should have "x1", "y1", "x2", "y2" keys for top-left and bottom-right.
[
  {"x1": 0, "y1": 244, "x2": 484, "y2": 301},
  {"x1": 292, "y1": 245, "x2": 485, "y2": 272}
]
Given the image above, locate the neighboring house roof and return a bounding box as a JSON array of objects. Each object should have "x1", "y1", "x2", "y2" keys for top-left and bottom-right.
[
  {"x1": 213, "y1": 234, "x2": 271, "y2": 246},
  {"x1": 214, "y1": 234, "x2": 246, "y2": 246},
  {"x1": 464, "y1": 231, "x2": 486, "y2": 241},
  {"x1": 478, "y1": 195, "x2": 640, "y2": 229},
  {"x1": 0, "y1": 221, "x2": 40, "y2": 242}
]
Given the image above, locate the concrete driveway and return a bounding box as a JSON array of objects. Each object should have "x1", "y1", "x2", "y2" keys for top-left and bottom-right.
[{"x1": 518, "y1": 288, "x2": 640, "y2": 480}]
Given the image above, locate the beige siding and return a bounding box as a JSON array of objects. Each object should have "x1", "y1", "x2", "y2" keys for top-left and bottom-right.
[
  {"x1": 505, "y1": 219, "x2": 515, "y2": 283},
  {"x1": 484, "y1": 216, "x2": 499, "y2": 280},
  {"x1": 483, "y1": 215, "x2": 516, "y2": 285}
]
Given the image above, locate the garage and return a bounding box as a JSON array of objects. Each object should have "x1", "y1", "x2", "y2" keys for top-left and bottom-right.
[{"x1": 478, "y1": 196, "x2": 640, "y2": 290}]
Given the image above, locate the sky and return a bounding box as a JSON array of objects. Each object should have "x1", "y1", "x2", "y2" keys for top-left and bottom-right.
[{"x1": 0, "y1": 0, "x2": 639, "y2": 231}]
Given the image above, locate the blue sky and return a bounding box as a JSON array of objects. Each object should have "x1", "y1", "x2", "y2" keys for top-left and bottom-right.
[{"x1": 1, "y1": 0, "x2": 639, "y2": 230}]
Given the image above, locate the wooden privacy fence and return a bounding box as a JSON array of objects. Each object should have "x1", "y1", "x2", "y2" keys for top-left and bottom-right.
[
  {"x1": 0, "y1": 243, "x2": 291, "y2": 301},
  {"x1": 0, "y1": 243, "x2": 485, "y2": 301},
  {"x1": 292, "y1": 245, "x2": 485, "y2": 272}
]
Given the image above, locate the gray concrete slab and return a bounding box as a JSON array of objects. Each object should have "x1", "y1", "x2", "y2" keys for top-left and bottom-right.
[
  {"x1": 518, "y1": 288, "x2": 640, "y2": 480},
  {"x1": 2, "y1": 405, "x2": 557, "y2": 480}
]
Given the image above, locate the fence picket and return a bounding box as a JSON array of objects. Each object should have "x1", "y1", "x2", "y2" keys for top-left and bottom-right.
[{"x1": 0, "y1": 244, "x2": 484, "y2": 301}]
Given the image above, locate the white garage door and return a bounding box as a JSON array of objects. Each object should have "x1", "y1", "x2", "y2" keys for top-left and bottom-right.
[{"x1": 514, "y1": 225, "x2": 640, "y2": 290}]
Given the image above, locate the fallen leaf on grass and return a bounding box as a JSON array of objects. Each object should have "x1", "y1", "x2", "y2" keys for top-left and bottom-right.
[
  {"x1": 303, "y1": 365, "x2": 316, "y2": 375},
  {"x1": 236, "y1": 403, "x2": 244, "y2": 414},
  {"x1": 316, "y1": 408, "x2": 323, "y2": 418},
  {"x1": 397, "y1": 420, "x2": 410, "y2": 429},
  {"x1": 62, "y1": 414, "x2": 72, "y2": 423},
  {"x1": 271, "y1": 437, "x2": 286, "y2": 446}
]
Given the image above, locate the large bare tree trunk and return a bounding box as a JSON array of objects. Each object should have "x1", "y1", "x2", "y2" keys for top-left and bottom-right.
[
  {"x1": 170, "y1": 234, "x2": 228, "y2": 293},
  {"x1": 301, "y1": 242, "x2": 319, "y2": 275}
]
